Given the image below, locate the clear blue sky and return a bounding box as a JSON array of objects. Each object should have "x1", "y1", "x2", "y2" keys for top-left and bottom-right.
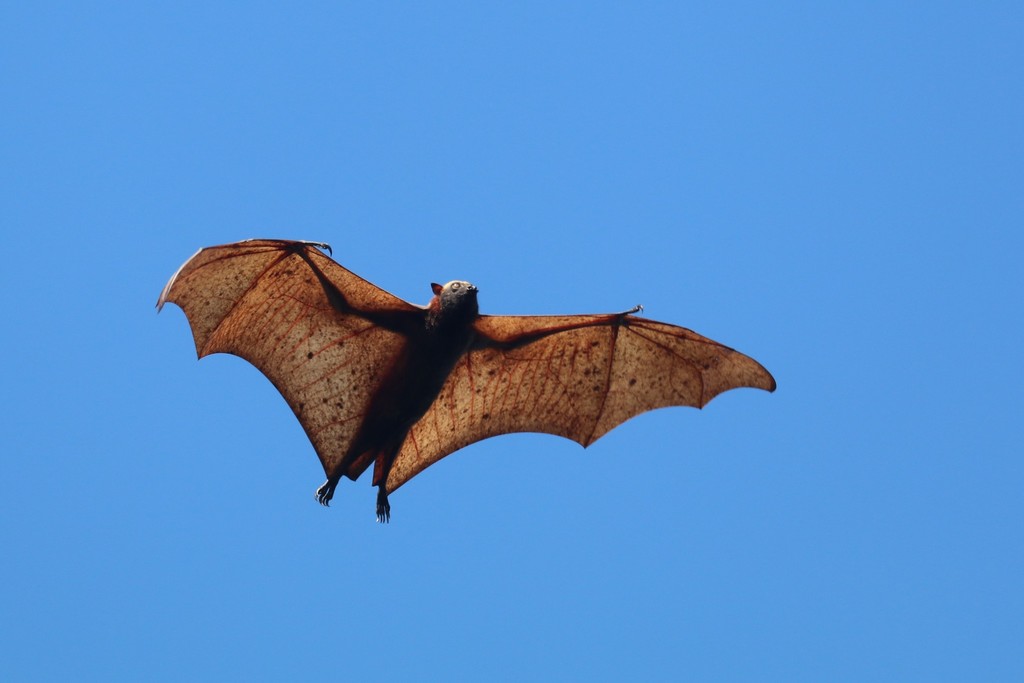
[{"x1": 2, "y1": 3, "x2": 1021, "y2": 681}]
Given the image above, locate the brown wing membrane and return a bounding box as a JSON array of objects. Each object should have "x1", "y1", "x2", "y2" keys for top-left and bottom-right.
[
  {"x1": 387, "y1": 312, "x2": 775, "y2": 492},
  {"x1": 157, "y1": 239, "x2": 420, "y2": 478}
]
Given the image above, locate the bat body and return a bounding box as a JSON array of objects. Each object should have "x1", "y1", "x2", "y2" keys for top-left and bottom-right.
[
  {"x1": 319, "y1": 280, "x2": 480, "y2": 519},
  {"x1": 158, "y1": 239, "x2": 775, "y2": 521}
]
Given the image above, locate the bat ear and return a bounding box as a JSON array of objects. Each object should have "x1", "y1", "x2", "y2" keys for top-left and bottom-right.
[{"x1": 431, "y1": 282, "x2": 444, "y2": 295}]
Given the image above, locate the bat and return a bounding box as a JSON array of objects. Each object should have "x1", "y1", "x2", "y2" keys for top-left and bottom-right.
[{"x1": 158, "y1": 239, "x2": 775, "y2": 521}]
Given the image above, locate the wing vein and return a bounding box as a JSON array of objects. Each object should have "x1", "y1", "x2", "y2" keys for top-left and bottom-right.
[
  {"x1": 623, "y1": 324, "x2": 709, "y2": 405},
  {"x1": 198, "y1": 250, "x2": 293, "y2": 356},
  {"x1": 586, "y1": 324, "x2": 618, "y2": 446}
]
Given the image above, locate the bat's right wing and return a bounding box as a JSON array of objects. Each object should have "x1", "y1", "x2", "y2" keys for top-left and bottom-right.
[
  {"x1": 387, "y1": 311, "x2": 775, "y2": 492},
  {"x1": 158, "y1": 239, "x2": 420, "y2": 479}
]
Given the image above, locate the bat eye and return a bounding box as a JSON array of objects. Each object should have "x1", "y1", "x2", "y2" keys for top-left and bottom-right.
[{"x1": 452, "y1": 282, "x2": 461, "y2": 290}]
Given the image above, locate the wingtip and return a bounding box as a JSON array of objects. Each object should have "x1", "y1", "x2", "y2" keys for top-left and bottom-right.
[
  {"x1": 757, "y1": 366, "x2": 777, "y2": 393},
  {"x1": 155, "y1": 271, "x2": 177, "y2": 312},
  {"x1": 157, "y1": 246, "x2": 205, "y2": 313},
  {"x1": 761, "y1": 365, "x2": 778, "y2": 393}
]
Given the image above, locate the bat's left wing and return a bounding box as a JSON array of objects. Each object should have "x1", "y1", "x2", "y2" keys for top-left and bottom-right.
[
  {"x1": 157, "y1": 239, "x2": 422, "y2": 484},
  {"x1": 386, "y1": 310, "x2": 775, "y2": 492}
]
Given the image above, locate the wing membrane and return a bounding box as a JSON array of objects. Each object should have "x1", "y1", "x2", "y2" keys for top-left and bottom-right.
[
  {"x1": 158, "y1": 239, "x2": 417, "y2": 477},
  {"x1": 388, "y1": 313, "x2": 775, "y2": 492}
]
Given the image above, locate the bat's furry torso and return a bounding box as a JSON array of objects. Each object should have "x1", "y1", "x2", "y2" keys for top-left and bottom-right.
[{"x1": 319, "y1": 280, "x2": 481, "y2": 521}]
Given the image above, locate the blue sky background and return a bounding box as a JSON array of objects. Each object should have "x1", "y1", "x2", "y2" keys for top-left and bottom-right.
[{"x1": 2, "y1": 3, "x2": 1021, "y2": 681}]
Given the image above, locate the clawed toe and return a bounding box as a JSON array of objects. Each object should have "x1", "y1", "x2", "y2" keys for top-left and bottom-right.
[
  {"x1": 376, "y1": 490, "x2": 391, "y2": 523},
  {"x1": 315, "y1": 480, "x2": 336, "y2": 507}
]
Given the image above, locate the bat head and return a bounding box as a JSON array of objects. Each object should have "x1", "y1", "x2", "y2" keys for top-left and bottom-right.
[{"x1": 428, "y1": 280, "x2": 479, "y2": 328}]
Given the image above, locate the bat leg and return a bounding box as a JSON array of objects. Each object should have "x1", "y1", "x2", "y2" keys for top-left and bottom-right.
[
  {"x1": 376, "y1": 486, "x2": 391, "y2": 523},
  {"x1": 315, "y1": 477, "x2": 339, "y2": 506},
  {"x1": 371, "y1": 444, "x2": 401, "y2": 523}
]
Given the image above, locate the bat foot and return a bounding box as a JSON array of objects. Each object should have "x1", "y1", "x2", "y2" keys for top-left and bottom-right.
[
  {"x1": 376, "y1": 488, "x2": 391, "y2": 523},
  {"x1": 315, "y1": 479, "x2": 338, "y2": 507}
]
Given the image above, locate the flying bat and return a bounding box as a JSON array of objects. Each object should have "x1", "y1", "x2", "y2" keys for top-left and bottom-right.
[{"x1": 158, "y1": 239, "x2": 775, "y2": 521}]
